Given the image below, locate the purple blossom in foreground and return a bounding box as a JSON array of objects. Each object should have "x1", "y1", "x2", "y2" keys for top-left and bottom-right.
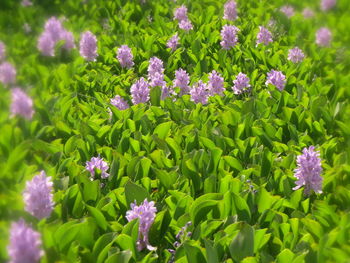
[
  {"x1": 110, "y1": 95, "x2": 129, "y2": 110},
  {"x1": 0, "y1": 41, "x2": 5, "y2": 61},
  {"x1": 174, "y1": 5, "x2": 188, "y2": 21},
  {"x1": 37, "y1": 32, "x2": 55, "y2": 56},
  {"x1": 223, "y1": 0, "x2": 237, "y2": 21},
  {"x1": 265, "y1": 70, "x2": 286, "y2": 91},
  {"x1": 85, "y1": 156, "x2": 109, "y2": 179},
  {"x1": 174, "y1": 68, "x2": 190, "y2": 95},
  {"x1": 302, "y1": 8, "x2": 315, "y2": 18},
  {"x1": 21, "y1": 0, "x2": 33, "y2": 7},
  {"x1": 321, "y1": 0, "x2": 336, "y2": 11},
  {"x1": 60, "y1": 30, "x2": 75, "y2": 50},
  {"x1": 178, "y1": 19, "x2": 193, "y2": 31},
  {"x1": 117, "y1": 45, "x2": 134, "y2": 69},
  {"x1": 280, "y1": 5, "x2": 295, "y2": 18},
  {"x1": 208, "y1": 70, "x2": 225, "y2": 96},
  {"x1": 293, "y1": 146, "x2": 323, "y2": 195},
  {"x1": 126, "y1": 199, "x2": 157, "y2": 251},
  {"x1": 79, "y1": 31, "x2": 98, "y2": 61},
  {"x1": 167, "y1": 33, "x2": 180, "y2": 51},
  {"x1": 0, "y1": 62, "x2": 16, "y2": 85},
  {"x1": 23, "y1": 171, "x2": 54, "y2": 219},
  {"x1": 316, "y1": 27, "x2": 332, "y2": 47},
  {"x1": 148, "y1": 57, "x2": 164, "y2": 78},
  {"x1": 161, "y1": 85, "x2": 176, "y2": 100},
  {"x1": 256, "y1": 26, "x2": 273, "y2": 46},
  {"x1": 150, "y1": 72, "x2": 166, "y2": 87},
  {"x1": 288, "y1": 47, "x2": 305, "y2": 63},
  {"x1": 44, "y1": 17, "x2": 63, "y2": 42},
  {"x1": 131, "y1": 77, "x2": 150, "y2": 105},
  {"x1": 7, "y1": 219, "x2": 43, "y2": 263},
  {"x1": 11, "y1": 88, "x2": 34, "y2": 120},
  {"x1": 220, "y1": 25, "x2": 239, "y2": 50},
  {"x1": 233, "y1": 72, "x2": 251, "y2": 94},
  {"x1": 190, "y1": 80, "x2": 210, "y2": 104}
]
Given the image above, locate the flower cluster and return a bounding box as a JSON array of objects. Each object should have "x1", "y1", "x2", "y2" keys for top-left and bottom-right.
[
  {"x1": 293, "y1": 146, "x2": 323, "y2": 195},
  {"x1": 316, "y1": 27, "x2": 332, "y2": 47},
  {"x1": 321, "y1": 0, "x2": 336, "y2": 11},
  {"x1": 23, "y1": 171, "x2": 54, "y2": 219},
  {"x1": 37, "y1": 17, "x2": 75, "y2": 57},
  {"x1": 280, "y1": 5, "x2": 295, "y2": 18},
  {"x1": 0, "y1": 62, "x2": 16, "y2": 85},
  {"x1": 126, "y1": 199, "x2": 157, "y2": 251},
  {"x1": 174, "y1": 68, "x2": 190, "y2": 95},
  {"x1": 174, "y1": 5, "x2": 193, "y2": 31},
  {"x1": 131, "y1": 77, "x2": 150, "y2": 105},
  {"x1": 190, "y1": 80, "x2": 210, "y2": 104},
  {"x1": 288, "y1": 47, "x2": 305, "y2": 63},
  {"x1": 79, "y1": 31, "x2": 98, "y2": 61},
  {"x1": 167, "y1": 33, "x2": 180, "y2": 52},
  {"x1": 85, "y1": 156, "x2": 109, "y2": 179},
  {"x1": 223, "y1": 0, "x2": 237, "y2": 21},
  {"x1": 21, "y1": 0, "x2": 33, "y2": 7},
  {"x1": 11, "y1": 88, "x2": 34, "y2": 120},
  {"x1": 302, "y1": 8, "x2": 315, "y2": 18},
  {"x1": 208, "y1": 70, "x2": 225, "y2": 96},
  {"x1": 168, "y1": 221, "x2": 192, "y2": 263},
  {"x1": 110, "y1": 95, "x2": 129, "y2": 110},
  {"x1": 220, "y1": 25, "x2": 240, "y2": 49},
  {"x1": 148, "y1": 57, "x2": 166, "y2": 87},
  {"x1": 265, "y1": 70, "x2": 286, "y2": 91},
  {"x1": 232, "y1": 72, "x2": 251, "y2": 94},
  {"x1": 256, "y1": 26, "x2": 273, "y2": 46},
  {"x1": 7, "y1": 219, "x2": 43, "y2": 263},
  {"x1": 117, "y1": 45, "x2": 134, "y2": 68}
]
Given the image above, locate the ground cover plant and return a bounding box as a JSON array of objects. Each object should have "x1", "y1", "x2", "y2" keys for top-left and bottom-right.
[{"x1": 0, "y1": 0, "x2": 350, "y2": 262}]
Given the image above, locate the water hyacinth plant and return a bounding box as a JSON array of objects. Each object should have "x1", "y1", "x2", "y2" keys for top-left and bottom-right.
[{"x1": 1, "y1": 0, "x2": 350, "y2": 262}]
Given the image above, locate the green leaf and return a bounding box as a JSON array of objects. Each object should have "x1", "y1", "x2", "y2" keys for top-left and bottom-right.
[
  {"x1": 153, "y1": 121, "x2": 172, "y2": 139},
  {"x1": 229, "y1": 223, "x2": 254, "y2": 262},
  {"x1": 124, "y1": 180, "x2": 150, "y2": 206},
  {"x1": 105, "y1": 250, "x2": 132, "y2": 263},
  {"x1": 86, "y1": 205, "x2": 108, "y2": 231},
  {"x1": 150, "y1": 86, "x2": 161, "y2": 106}
]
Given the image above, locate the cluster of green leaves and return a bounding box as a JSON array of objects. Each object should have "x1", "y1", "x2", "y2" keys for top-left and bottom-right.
[{"x1": 0, "y1": 0, "x2": 350, "y2": 262}]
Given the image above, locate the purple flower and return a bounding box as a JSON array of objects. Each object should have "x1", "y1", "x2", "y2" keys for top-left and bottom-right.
[
  {"x1": 10, "y1": 88, "x2": 34, "y2": 120},
  {"x1": 0, "y1": 41, "x2": 5, "y2": 61},
  {"x1": 223, "y1": 0, "x2": 237, "y2": 21},
  {"x1": 131, "y1": 77, "x2": 150, "y2": 105},
  {"x1": 174, "y1": 5, "x2": 188, "y2": 21},
  {"x1": 208, "y1": 70, "x2": 225, "y2": 96},
  {"x1": 167, "y1": 33, "x2": 180, "y2": 51},
  {"x1": 178, "y1": 19, "x2": 193, "y2": 31},
  {"x1": 60, "y1": 30, "x2": 75, "y2": 50},
  {"x1": 117, "y1": 45, "x2": 134, "y2": 69},
  {"x1": 0, "y1": 62, "x2": 16, "y2": 85},
  {"x1": 110, "y1": 95, "x2": 129, "y2": 110},
  {"x1": 21, "y1": 0, "x2": 33, "y2": 6},
  {"x1": 220, "y1": 25, "x2": 240, "y2": 50},
  {"x1": 321, "y1": 0, "x2": 336, "y2": 11},
  {"x1": 265, "y1": 70, "x2": 286, "y2": 91},
  {"x1": 280, "y1": 5, "x2": 295, "y2": 18},
  {"x1": 7, "y1": 219, "x2": 43, "y2": 263},
  {"x1": 23, "y1": 171, "x2": 54, "y2": 219},
  {"x1": 126, "y1": 199, "x2": 157, "y2": 251},
  {"x1": 149, "y1": 72, "x2": 166, "y2": 88},
  {"x1": 256, "y1": 26, "x2": 273, "y2": 46},
  {"x1": 37, "y1": 32, "x2": 55, "y2": 56},
  {"x1": 79, "y1": 31, "x2": 98, "y2": 61},
  {"x1": 232, "y1": 72, "x2": 251, "y2": 94},
  {"x1": 44, "y1": 17, "x2": 64, "y2": 43},
  {"x1": 161, "y1": 85, "x2": 176, "y2": 100},
  {"x1": 288, "y1": 47, "x2": 305, "y2": 63},
  {"x1": 302, "y1": 8, "x2": 315, "y2": 18},
  {"x1": 190, "y1": 80, "x2": 210, "y2": 104},
  {"x1": 85, "y1": 156, "x2": 109, "y2": 179},
  {"x1": 148, "y1": 57, "x2": 164, "y2": 78},
  {"x1": 316, "y1": 27, "x2": 331, "y2": 47},
  {"x1": 293, "y1": 146, "x2": 323, "y2": 195},
  {"x1": 174, "y1": 68, "x2": 190, "y2": 95}
]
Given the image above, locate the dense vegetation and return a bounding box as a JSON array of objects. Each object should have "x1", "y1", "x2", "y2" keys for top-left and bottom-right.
[{"x1": 0, "y1": 0, "x2": 349, "y2": 262}]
